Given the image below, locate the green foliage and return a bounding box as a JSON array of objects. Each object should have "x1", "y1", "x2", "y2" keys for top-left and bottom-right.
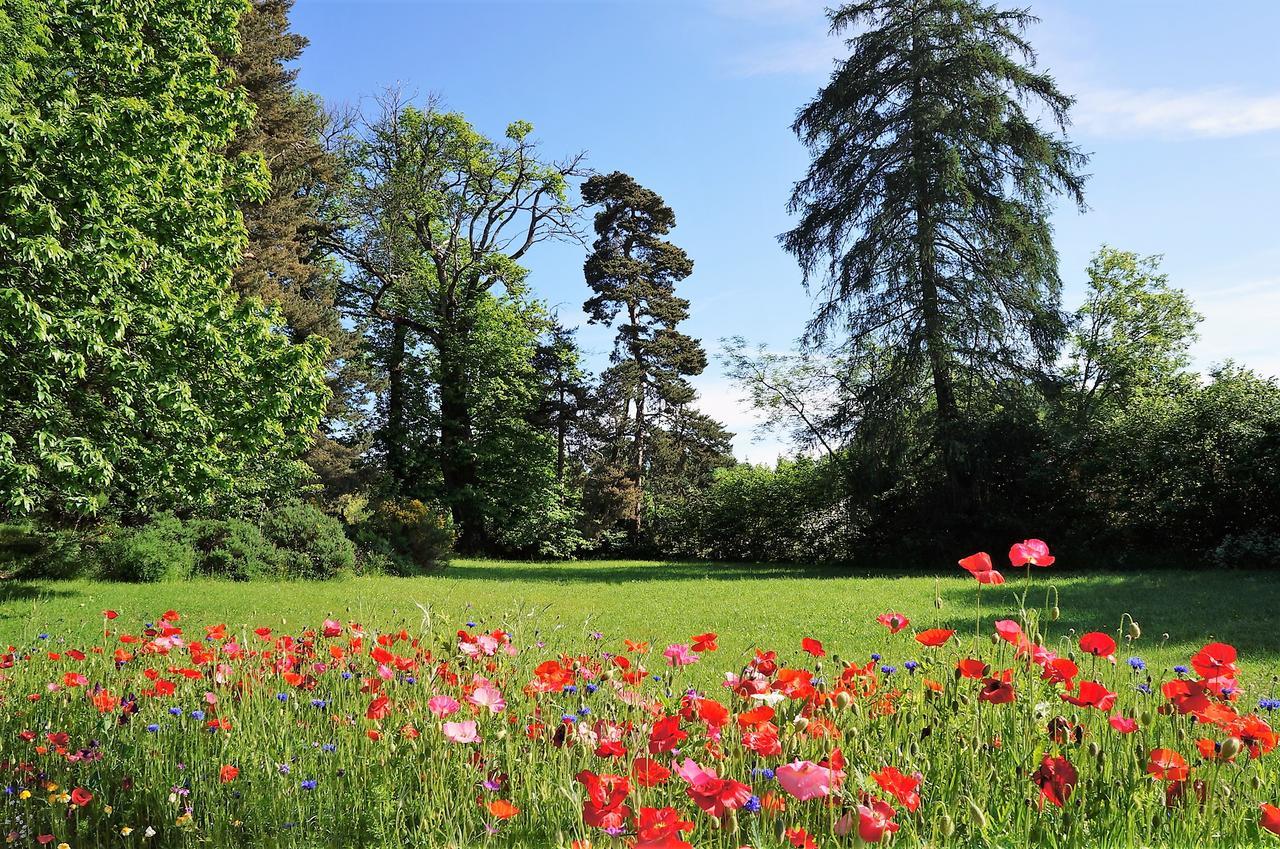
[
  {"x1": 100, "y1": 519, "x2": 198, "y2": 583},
  {"x1": 358, "y1": 498, "x2": 455, "y2": 574},
  {"x1": 188, "y1": 517, "x2": 285, "y2": 580},
  {"x1": 0, "y1": 522, "x2": 97, "y2": 579},
  {"x1": 0, "y1": 0, "x2": 330, "y2": 520},
  {"x1": 261, "y1": 501, "x2": 356, "y2": 578}
]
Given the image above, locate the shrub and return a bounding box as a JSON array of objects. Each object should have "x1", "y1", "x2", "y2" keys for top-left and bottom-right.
[
  {"x1": 360, "y1": 498, "x2": 454, "y2": 574},
  {"x1": 99, "y1": 520, "x2": 197, "y2": 582},
  {"x1": 0, "y1": 523, "x2": 96, "y2": 579},
  {"x1": 261, "y1": 501, "x2": 356, "y2": 579},
  {"x1": 1213, "y1": 531, "x2": 1280, "y2": 569},
  {"x1": 187, "y1": 518, "x2": 284, "y2": 581}
]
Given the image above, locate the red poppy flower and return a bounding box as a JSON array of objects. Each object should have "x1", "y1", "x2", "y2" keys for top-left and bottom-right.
[
  {"x1": 1191, "y1": 642, "x2": 1239, "y2": 681},
  {"x1": 648, "y1": 715, "x2": 686, "y2": 754},
  {"x1": 1163, "y1": 679, "x2": 1212, "y2": 716},
  {"x1": 635, "y1": 806, "x2": 695, "y2": 849},
  {"x1": 876, "y1": 612, "x2": 910, "y2": 634},
  {"x1": 70, "y1": 787, "x2": 93, "y2": 807},
  {"x1": 685, "y1": 774, "x2": 752, "y2": 817},
  {"x1": 872, "y1": 766, "x2": 922, "y2": 812},
  {"x1": 785, "y1": 827, "x2": 818, "y2": 849},
  {"x1": 1040, "y1": 657, "x2": 1079, "y2": 686},
  {"x1": 1262, "y1": 803, "x2": 1280, "y2": 837},
  {"x1": 957, "y1": 658, "x2": 988, "y2": 679},
  {"x1": 576, "y1": 770, "x2": 632, "y2": 830},
  {"x1": 1031, "y1": 755, "x2": 1077, "y2": 808},
  {"x1": 691, "y1": 633, "x2": 718, "y2": 653},
  {"x1": 1009, "y1": 539, "x2": 1055, "y2": 567},
  {"x1": 915, "y1": 629, "x2": 955, "y2": 647},
  {"x1": 978, "y1": 677, "x2": 1016, "y2": 704},
  {"x1": 1078, "y1": 632, "x2": 1117, "y2": 661},
  {"x1": 102, "y1": 610, "x2": 118, "y2": 620},
  {"x1": 1060, "y1": 680, "x2": 1117, "y2": 711},
  {"x1": 365, "y1": 694, "x2": 390, "y2": 720},
  {"x1": 631, "y1": 758, "x2": 672, "y2": 788},
  {"x1": 857, "y1": 797, "x2": 900, "y2": 843},
  {"x1": 485, "y1": 799, "x2": 520, "y2": 820},
  {"x1": 1147, "y1": 748, "x2": 1189, "y2": 781},
  {"x1": 800, "y1": 637, "x2": 825, "y2": 657},
  {"x1": 959, "y1": 551, "x2": 1005, "y2": 584},
  {"x1": 1109, "y1": 715, "x2": 1138, "y2": 734},
  {"x1": 219, "y1": 764, "x2": 239, "y2": 783}
]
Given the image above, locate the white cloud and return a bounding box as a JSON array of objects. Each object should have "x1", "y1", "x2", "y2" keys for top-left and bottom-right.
[
  {"x1": 691, "y1": 376, "x2": 792, "y2": 464},
  {"x1": 1189, "y1": 278, "x2": 1280, "y2": 378},
  {"x1": 1073, "y1": 87, "x2": 1280, "y2": 139}
]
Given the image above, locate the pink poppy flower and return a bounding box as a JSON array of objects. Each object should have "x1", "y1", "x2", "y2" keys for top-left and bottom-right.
[
  {"x1": 776, "y1": 759, "x2": 845, "y2": 801},
  {"x1": 664, "y1": 644, "x2": 699, "y2": 667},
  {"x1": 468, "y1": 683, "x2": 506, "y2": 714},
  {"x1": 428, "y1": 695, "x2": 460, "y2": 717},
  {"x1": 1009, "y1": 539, "x2": 1055, "y2": 567},
  {"x1": 442, "y1": 720, "x2": 479, "y2": 744}
]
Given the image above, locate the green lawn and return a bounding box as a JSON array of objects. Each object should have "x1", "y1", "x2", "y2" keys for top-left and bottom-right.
[{"x1": 3, "y1": 560, "x2": 1277, "y2": 682}]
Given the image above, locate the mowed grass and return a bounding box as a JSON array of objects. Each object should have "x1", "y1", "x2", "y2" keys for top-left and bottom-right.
[{"x1": 3, "y1": 560, "x2": 1277, "y2": 681}]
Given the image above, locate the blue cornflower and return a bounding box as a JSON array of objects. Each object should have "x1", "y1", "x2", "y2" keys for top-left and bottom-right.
[
  {"x1": 276, "y1": 693, "x2": 289, "y2": 703},
  {"x1": 1128, "y1": 657, "x2": 1146, "y2": 671},
  {"x1": 1258, "y1": 698, "x2": 1280, "y2": 711},
  {"x1": 310, "y1": 699, "x2": 327, "y2": 709},
  {"x1": 651, "y1": 675, "x2": 662, "y2": 682},
  {"x1": 300, "y1": 779, "x2": 317, "y2": 791},
  {"x1": 577, "y1": 706, "x2": 591, "y2": 716},
  {"x1": 904, "y1": 660, "x2": 920, "y2": 672},
  {"x1": 881, "y1": 665, "x2": 896, "y2": 675},
  {"x1": 563, "y1": 685, "x2": 577, "y2": 694},
  {"x1": 37, "y1": 634, "x2": 49, "y2": 640},
  {"x1": 169, "y1": 707, "x2": 183, "y2": 716},
  {"x1": 561, "y1": 714, "x2": 576, "y2": 723},
  {"x1": 585, "y1": 683, "x2": 598, "y2": 695},
  {"x1": 190, "y1": 710, "x2": 205, "y2": 721},
  {"x1": 752, "y1": 767, "x2": 775, "y2": 780},
  {"x1": 1136, "y1": 683, "x2": 1152, "y2": 695},
  {"x1": 341, "y1": 671, "x2": 353, "y2": 680},
  {"x1": 146, "y1": 724, "x2": 160, "y2": 733},
  {"x1": 870, "y1": 652, "x2": 882, "y2": 662},
  {"x1": 405, "y1": 676, "x2": 416, "y2": 684},
  {"x1": 744, "y1": 795, "x2": 761, "y2": 813},
  {"x1": 466, "y1": 622, "x2": 477, "y2": 628},
  {"x1": 278, "y1": 764, "x2": 291, "y2": 775},
  {"x1": 1174, "y1": 665, "x2": 1189, "y2": 675},
  {"x1": 322, "y1": 743, "x2": 337, "y2": 753}
]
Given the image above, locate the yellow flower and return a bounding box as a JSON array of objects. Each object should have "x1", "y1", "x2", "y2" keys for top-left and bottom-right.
[
  {"x1": 17, "y1": 790, "x2": 30, "y2": 800},
  {"x1": 104, "y1": 805, "x2": 113, "y2": 814},
  {"x1": 120, "y1": 827, "x2": 133, "y2": 836},
  {"x1": 58, "y1": 843, "x2": 71, "y2": 849}
]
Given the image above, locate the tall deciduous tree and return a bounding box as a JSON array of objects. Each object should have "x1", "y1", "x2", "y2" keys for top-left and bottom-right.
[
  {"x1": 783, "y1": 0, "x2": 1088, "y2": 500},
  {"x1": 0, "y1": 0, "x2": 329, "y2": 518},
  {"x1": 581, "y1": 172, "x2": 707, "y2": 535},
  {"x1": 326, "y1": 94, "x2": 585, "y2": 549},
  {"x1": 219, "y1": 0, "x2": 369, "y2": 492}
]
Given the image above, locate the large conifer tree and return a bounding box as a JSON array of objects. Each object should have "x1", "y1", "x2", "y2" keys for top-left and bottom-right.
[
  {"x1": 783, "y1": 0, "x2": 1088, "y2": 499},
  {"x1": 581, "y1": 172, "x2": 708, "y2": 535}
]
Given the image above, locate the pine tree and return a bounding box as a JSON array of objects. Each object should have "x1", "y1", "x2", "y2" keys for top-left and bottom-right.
[
  {"x1": 783, "y1": 0, "x2": 1088, "y2": 501},
  {"x1": 581, "y1": 172, "x2": 708, "y2": 535},
  {"x1": 219, "y1": 0, "x2": 367, "y2": 491}
]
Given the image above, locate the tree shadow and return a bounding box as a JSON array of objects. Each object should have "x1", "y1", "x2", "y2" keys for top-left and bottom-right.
[
  {"x1": 935, "y1": 569, "x2": 1280, "y2": 660},
  {"x1": 445, "y1": 559, "x2": 933, "y2": 584},
  {"x1": 0, "y1": 581, "x2": 81, "y2": 619}
]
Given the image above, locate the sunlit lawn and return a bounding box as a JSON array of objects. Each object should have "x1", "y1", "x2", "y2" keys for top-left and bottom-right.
[{"x1": 4, "y1": 560, "x2": 1277, "y2": 683}]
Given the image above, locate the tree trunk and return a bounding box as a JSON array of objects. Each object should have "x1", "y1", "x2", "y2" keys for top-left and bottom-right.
[
  {"x1": 438, "y1": 330, "x2": 484, "y2": 552},
  {"x1": 385, "y1": 321, "x2": 408, "y2": 491}
]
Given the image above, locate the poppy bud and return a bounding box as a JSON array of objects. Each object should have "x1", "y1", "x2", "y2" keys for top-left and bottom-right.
[
  {"x1": 963, "y1": 796, "x2": 987, "y2": 830},
  {"x1": 792, "y1": 716, "x2": 809, "y2": 733},
  {"x1": 1220, "y1": 736, "x2": 1243, "y2": 760},
  {"x1": 706, "y1": 814, "x2": 720, "y2": 830},
  {"x1": 940, "y1": 814, "x2": 956, "y2": 837},
  {"x1": 1251, "y1": 775, "x2": 1262, "y2": 789},
  {"x1": 1088, "y1": 741, "x2": 1100, "y2": 758},
  {"x1": 1051, "y1": 606, "x2": 1060, "y2": 621},
  {"x1": 1128, "y1": 621, "x2": 1142, "y2": 640},
  {"x1": 1176, "y1": 728, "x2": 1186, "y2": 742},
  {"x1": 726, "y1": 811, "x2": 739, "y2": 834},
  {"x1": 835, "y1": 691, "x2": 852, "y2": 710},
  {"x1": 990, "y1": 633, "x2": 1000, "y2": 644},
  {"x1": 775, "y1": 821, "x2": 787, "y2": 841},
  {"x1": 1139, "y1": 711, "x2": 1153, "y2": 727}
]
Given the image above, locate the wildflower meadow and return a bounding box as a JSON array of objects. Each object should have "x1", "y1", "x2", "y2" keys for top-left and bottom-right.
[{"x1": 3, "y1": 541, "x2": 1279, "y2": 848}]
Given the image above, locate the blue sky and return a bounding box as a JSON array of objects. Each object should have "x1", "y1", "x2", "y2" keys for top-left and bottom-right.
[{"x1": 292, "y1": 0, "x2": 1280, "y2": 461}]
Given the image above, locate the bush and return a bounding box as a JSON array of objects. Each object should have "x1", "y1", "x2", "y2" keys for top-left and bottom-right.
[
  {"x1": 99, "y1": 519, "x2": 197, "y2": 582},
  {"x1": 261, "y1": 501, "x2": 356, "y2": 579},
  {"x1": 359, "y1": 498, "x2": 454, "y2": 574},
  {"x1": 0, "y1": 523, "x2": 97, "y2": 579},
  {"x1": 1213, "y1": 531, "x2": 1280, "y2": 569},
  {"x1": 187, "y1": 518, "x2": 284, "y2": 580}
]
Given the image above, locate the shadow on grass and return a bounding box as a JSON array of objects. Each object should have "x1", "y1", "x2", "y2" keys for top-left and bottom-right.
[
  {"x1": 935, "y1": 570, "x2": 1280, "y2": 660},
  {"x1": 445, "y1": 559, "x2": 908, "y2": 583},
  {"x1": 0, "y1": 581, "x2": 81, "y2": 618}
]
